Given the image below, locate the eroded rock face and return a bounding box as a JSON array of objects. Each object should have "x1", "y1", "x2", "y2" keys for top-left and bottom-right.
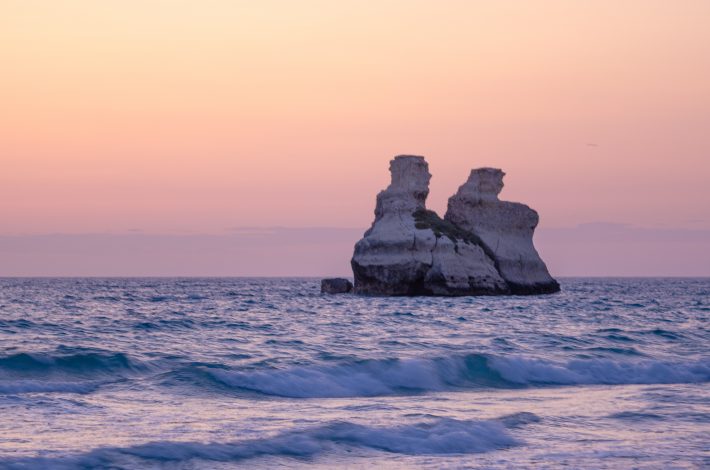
[
  {"x1": 351, "y1": 157, "x2": 559, "y2": 296},
  {"x1": 351, "y1": 156, "x2": 509, "y2": 296},
  {"x1": 445, "y1": 168, "x2": 560, "y2": 294}
]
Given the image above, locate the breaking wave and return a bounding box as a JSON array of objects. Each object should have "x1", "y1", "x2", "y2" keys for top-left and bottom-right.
[
  {"x1": 207, "y1": 353, "x2": 710, "y2": 398},
  {"x1": 0, "y1": 415, "x2": 526, "y2": 468},
  {"x1": 2, "y1": 348, "x2": 707, "y2": 398}
]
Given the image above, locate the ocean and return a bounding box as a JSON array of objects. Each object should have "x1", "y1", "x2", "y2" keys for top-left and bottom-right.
[{"x1": 0, "y1": 278, "x2": 707, "y2": 469}]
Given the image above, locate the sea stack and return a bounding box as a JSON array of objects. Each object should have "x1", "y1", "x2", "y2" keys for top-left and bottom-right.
[
  {"x1": 445, "y1": 168, "x2": 560, "y2": 294},
  {"x1": 350, "y1": 155, "x2": 559, "y2": 296},
  {"x1": 351, "y1": 156, "x2": 509, "y2": 296}
]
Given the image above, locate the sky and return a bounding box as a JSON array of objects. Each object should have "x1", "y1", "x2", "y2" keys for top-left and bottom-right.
[{"x1": 1, "y1": 1, "x2": 709, "y2": 275}]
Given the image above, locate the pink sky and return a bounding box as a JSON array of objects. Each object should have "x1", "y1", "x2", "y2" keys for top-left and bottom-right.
[{"x1": 1, "y1": 1, "x2": 709, "y2": 275}]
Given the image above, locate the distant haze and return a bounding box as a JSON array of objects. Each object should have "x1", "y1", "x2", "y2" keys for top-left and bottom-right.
[
  {"x1": 1, "y1": 1, "x2": 709, "y2": 275},
  {"x1": 1, "y1": 224, "x2": 709, "y2": 277}
]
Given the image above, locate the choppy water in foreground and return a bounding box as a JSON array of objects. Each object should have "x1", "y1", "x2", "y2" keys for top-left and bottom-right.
[{"x1": 0, "y1": 278, "x2": 708, "y2": 469}]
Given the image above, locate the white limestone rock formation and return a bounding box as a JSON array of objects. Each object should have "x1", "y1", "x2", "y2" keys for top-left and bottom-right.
[
  {"x1": 351, "y1": 156, "x2": 509, "y2": 296},
  {"x1": 445, "y1": 168, "x2": 560, "y2": 294}
]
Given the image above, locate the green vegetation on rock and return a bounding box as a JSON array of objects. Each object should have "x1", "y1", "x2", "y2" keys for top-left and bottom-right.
[
  {"x1": 413, "y1": 209, "x2": 476, "y2": 244},
  {"x1": 413, "y1": 209, "x2": 498, "y2": 262}
]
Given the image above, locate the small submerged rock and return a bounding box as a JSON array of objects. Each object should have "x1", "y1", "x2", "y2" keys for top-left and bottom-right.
[{"x1": 321, "y1": 278, "x2": 353, "y2": 294}]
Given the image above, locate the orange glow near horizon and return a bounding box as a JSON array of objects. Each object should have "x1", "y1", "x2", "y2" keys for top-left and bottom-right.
[{"x1": 2, "y1": 0, "x2": 709, "y2": 235}]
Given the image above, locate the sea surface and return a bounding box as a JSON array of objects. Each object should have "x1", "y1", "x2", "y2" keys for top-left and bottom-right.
[{"x1": 0, "y1": 278, "x2": 708, "y2": 469}]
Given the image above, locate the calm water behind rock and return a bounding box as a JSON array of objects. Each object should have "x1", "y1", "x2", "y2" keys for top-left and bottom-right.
[{"x1": 0, "y1": 278, "x2": 708, "y2": 468}]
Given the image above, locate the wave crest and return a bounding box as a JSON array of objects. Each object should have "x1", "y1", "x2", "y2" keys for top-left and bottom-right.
[
  {"x1": 2, "y1": 349, "x2": 707, "y2": 398},
  {"x1": 207, "y1": 354, "x2": 710, "y2": 398},
  {"x1": 0, "y1": 349, "x2": 146, "y2": 395},
  {"x1": 0, "y1": 416, "x2": 523, "y2": 468},
  {"x1": 0, "y1": 351, "x2": 142, "y2": 374}
]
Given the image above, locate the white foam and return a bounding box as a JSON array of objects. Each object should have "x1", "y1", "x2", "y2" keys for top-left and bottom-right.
[{"x1": 488, "y1": 356, "x2": 710, "y2": 385}]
